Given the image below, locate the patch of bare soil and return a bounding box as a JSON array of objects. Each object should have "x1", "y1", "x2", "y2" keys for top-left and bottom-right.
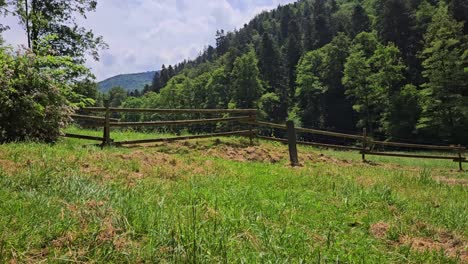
[
  {"x1": 399, "y1": 232, "x2": 467, "y2": 261},
  {"x1": 205, "y1": 145, "x2": 285, "y2": 163},
  {"x1": 434, "y1": 176, "x2": 468, "y2": 186},
  {"x1": 301, "y1": 153, "x2": 354, "y2": 167},
  {"x1": 81, "y1": 151, "x2": 172, "y2": 181},
  {"x1": 81, "y1": 149, "x2": 222, "y2": 184},
  {"x1": 59, "y1": 200, "x2": 135, "y2": 253},
  {"x1": 97, "y1": 217, "x2": 119, "y2": 242},
  {"x1": 370, "y1": 221, "x2": 467, "y2": 261},
  {"x1": 0, "y1": 159, "x2": 21, "y2": 175},
  {"x1": 370, "y1": 222, "x2": 390, "y2": 239},
  {"x1": 200, "y1": 140, "x2": 356, "y2": 166},
  {"x1": 51, "y1": 231, "x2": 76, "y2": 248}
]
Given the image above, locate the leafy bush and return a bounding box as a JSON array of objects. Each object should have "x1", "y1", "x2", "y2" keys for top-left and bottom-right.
[{"x1": 0, "y1": 45, "x2": 93, "y2": 143}]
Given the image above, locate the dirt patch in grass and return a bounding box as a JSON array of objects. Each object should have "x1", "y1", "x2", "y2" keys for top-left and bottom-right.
[
  {"x1": 200, "y1": 140, "x2": 356, "y2": 166},
  {"x1": 0, "y1": 159, "x2": 21, "y2": 175},
  {"x1": 80, "y1": 149, "x2": 220, "y2": 184},
  {"x1": 97, "y1": 217, "x2": 119, "y2": 243},
  {"x1": 370, "y1": 222, "x2": 390, "y2": 239},
  {"x1": 302, "y1": 153, "x2": 354, "y2": 167},
  {"x1": 399, "y1": 232, "x2": 467, "y2": 261},
  {"x1": 108, "y1": 138, "x2": 363, "y2": 167},
  {"x1": 370, "y1": 221, "x2": 467, "y2": 261},
  {"x1": 205, "y1": 145, "x2": 285, "y2": 163},
  {"x1": 52, "y1": 231, "x2": 77, "y2": 248},
  {"x1": 434, "y1": 176, "x2": 468, "y2": 186},
  {"x1": 80, "y1": 151, "x2": 175, "y2": 181}
]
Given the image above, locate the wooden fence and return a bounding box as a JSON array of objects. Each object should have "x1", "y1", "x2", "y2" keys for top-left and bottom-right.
[
  {"x1": 65, "y1": 103, "x2": 467, "y2": 170},
  {"x1": 67, "y1": 101, "x2": 257, "y2": 147},
  {"x1": 251, "y1": 120, "x2": 466, "y2": 170}
]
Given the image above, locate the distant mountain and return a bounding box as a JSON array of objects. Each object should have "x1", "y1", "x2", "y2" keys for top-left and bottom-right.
[{"x1": 98, "y1": 71, "x2": 156, "y2": 93}]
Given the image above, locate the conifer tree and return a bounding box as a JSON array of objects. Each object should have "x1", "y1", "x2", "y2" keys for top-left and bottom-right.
[
  {"x1": 159, "y1": 65, "x2": 170, "y2": 88},
  {"x1": 418, "y1": 3, "x2": 468, "y2": 143},
  {"x1": 313, "y1": 0, "x2": 333, "y2": 47},
  {"x1": 351, "y1": 4, "x2": 370, "y2": 37},
  {"x1": 151, "y1": 71, "x2": 162, "y2": 93},
  {"x1": 231, "y1": 50, "x2": 264, "y2": 108},
  {"x1": 284, "y1": 19, "x2": 303, "y2": 98}
]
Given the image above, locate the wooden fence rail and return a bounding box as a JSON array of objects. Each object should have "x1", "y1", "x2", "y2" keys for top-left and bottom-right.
[
  {"x1": 71, "y1": 114, "x2": 120, "y2": 123},
  {"x1": 83, "y1": 107, "x2": 257, "y2": 114},
  {"x1": 361, "y1": 151, "x2": 465, "y2": 161},
  {"x1": 64, "y1": 133, "x2": 104, "y2": 141},
  {"x1": 109, "y1": 116, "x2": 252, "y2": 127},
  {"x1": 369, "y1": 140, "x2": 465, "y2": 151},
  {"x1": 249, "y1": 121, "x2": 364, "y2": 140}
]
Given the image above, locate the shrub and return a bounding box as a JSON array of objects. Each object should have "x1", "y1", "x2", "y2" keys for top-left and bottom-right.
[{"x1": 0, "y1": 46, "x2": 93, "y2": 143}]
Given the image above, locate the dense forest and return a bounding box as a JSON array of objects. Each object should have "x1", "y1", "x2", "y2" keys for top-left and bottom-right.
[{"x1": 109, "y1": 0, "x2": 467, "y2": 145}]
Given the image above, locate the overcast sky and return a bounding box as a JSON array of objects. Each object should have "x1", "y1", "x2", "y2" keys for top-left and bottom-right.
[{"x1": 3, "y1": 0, "x2": 296, "y2": 81}]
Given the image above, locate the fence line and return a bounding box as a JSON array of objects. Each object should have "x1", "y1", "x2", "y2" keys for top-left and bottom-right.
[
  {"x1": 64, "y1": 133, "x2": 104, "y2": 141},
  {"x1": 71, "y1": 114, "x2": 120, "y2": 123},
  {"x1": 110, "y1": 116, "x2": 252, "y2": 127},
  {"x1": 368, "y1": 140, "x2": 465, "y2": 151},
  {"x1": 83, "y1": 107, "x2": 257, "y2": 114},
  {"x1": 252, "y1": 121, "x2": 364, "y2": 139},
  {"x1": 361, "y1": 151, "x2": 465, "y2": 161},
  {"x1": 253, "y1": 120, "x2": 466, "y2": 169},
  {"x1": 65, "y1": 105, "x2": 466, "y2": 170}
]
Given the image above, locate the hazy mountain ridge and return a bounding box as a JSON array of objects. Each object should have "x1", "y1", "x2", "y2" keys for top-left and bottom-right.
[{"x1": 98, "y1": 71, "x2": 156, "y2": 92}]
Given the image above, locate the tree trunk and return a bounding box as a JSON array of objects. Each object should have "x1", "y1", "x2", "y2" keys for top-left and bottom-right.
[{"x1": 25, "y1": 0, "x2": 31, "y2": 49}]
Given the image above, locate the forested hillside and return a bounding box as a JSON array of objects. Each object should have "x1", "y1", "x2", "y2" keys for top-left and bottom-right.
[
  {"x1": 120, "y1": 0, "x2": 467, "y2": 145},
  {"x1": 98, "y1": 71, "x2": 156, "y2": 93}
]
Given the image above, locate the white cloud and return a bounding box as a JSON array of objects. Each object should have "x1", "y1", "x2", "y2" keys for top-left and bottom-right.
[{"x1": 2, "y1": 0, "x2": 296, "y2": 81}]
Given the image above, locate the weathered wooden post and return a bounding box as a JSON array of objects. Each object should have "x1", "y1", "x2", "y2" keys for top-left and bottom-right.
[
  {"x1": 248, "y1": 110, "x2": 256, "y2": 146},
  {"x1": 362, "y1": 128, "x2": 367, "y2": 162},
  {"x1": 286, "y1": 120, "x2": 299, "y2": 167},
  {"x1": 103, "y1": 99, "x2": 111, "y2": 147},
  {"x1": 458, "y1": 145, "x2": 464, "y2": 171}
]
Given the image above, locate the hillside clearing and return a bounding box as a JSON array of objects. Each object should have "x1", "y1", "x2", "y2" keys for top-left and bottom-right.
[{"x1": 0, "y1": 130, "x2": 467, "y2": 263}]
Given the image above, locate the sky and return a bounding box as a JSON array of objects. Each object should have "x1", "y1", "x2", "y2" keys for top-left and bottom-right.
[{"x1": 3, "y1": 0, "x2": 296, "y2": 81}]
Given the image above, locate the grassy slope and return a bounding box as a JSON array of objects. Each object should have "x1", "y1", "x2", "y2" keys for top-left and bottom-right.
[{"x1": 0, "y1": 129, "x2": 467, "y2": 263}]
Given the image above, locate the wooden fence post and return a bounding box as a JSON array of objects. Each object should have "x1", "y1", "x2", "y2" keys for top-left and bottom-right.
[
  {"x1": 362, "y1": 128, "x2": 367, "y2": 162},
  {"x1": 458, "y1": 145, "x2": 463, "y2": 171},
  {"x1": 249, "y1": 111, "x2": 256, "y2": 146},
  {"x1": 286, "y1": 121, "x2": 299, "y2": 167},
  {"x1": 103, "y1": 99, "x2": 111, "y2": 147}
]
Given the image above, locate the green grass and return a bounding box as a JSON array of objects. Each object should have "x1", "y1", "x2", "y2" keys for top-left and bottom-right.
[{"x1": 0, "y1": 128, "x2": 467, "y2": 263}]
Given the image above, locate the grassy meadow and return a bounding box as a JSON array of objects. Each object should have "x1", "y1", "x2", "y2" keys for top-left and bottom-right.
[{"x1": 0, "y1": 128, "x2": 467, "y2": 263}]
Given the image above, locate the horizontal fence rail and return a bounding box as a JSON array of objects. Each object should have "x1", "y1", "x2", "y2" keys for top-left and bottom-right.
[
  {"x1": 250, "y1": 121, "x2": 364, "y2": 140},
  {"x1": 64, "y1": 133, "x2": 104, "y2": 141},
  {"x1": 83, "y1": 107, "x2": 257, "y2": 114},
  {"x1": 369, "y1": 140, "x2": 466, "y2": 151},
  {"x1": 361, "y1": 151, "x2": 466, "y2": 161},
  {"x1": 71, "y1": 114, "x2": 120, "y2": 123},
  {"x1": 110, "y1": 116, "x2": 252, "y2": 127}
]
